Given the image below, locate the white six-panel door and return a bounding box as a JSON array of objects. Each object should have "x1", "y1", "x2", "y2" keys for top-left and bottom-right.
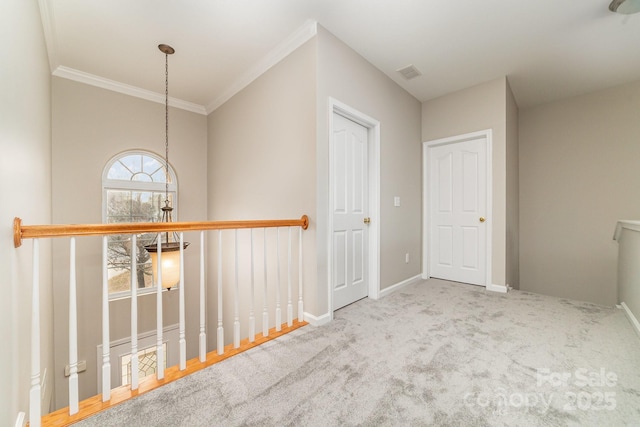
[
  {"x1": 332, "y1": 113, "x2": 369, "y2": 309},
  {"x1": 429, "y1": 137, "x2": 487, "y2": 286}
]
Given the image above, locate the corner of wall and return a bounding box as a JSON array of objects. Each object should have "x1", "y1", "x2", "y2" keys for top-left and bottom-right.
[
  {"x1": 2, "y1": 0, "x2": 54, "y2": 423},
  {"x1": 505, "y1": 77, "x2": 520, "y2": 289}
]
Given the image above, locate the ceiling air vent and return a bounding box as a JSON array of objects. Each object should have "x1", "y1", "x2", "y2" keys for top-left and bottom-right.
[{"x1": 396, "y1": 64, "x2": 422, "y2": 80}]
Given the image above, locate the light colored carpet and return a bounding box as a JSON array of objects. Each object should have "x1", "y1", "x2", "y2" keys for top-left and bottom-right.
[{"x1": 76, "y1": 279, "x2": 640, "y2": 426}]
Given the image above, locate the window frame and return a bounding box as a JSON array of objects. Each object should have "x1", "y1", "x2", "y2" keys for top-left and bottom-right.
[{"x1": 102, "y1": 150, "x2": 179, "y2": 300}]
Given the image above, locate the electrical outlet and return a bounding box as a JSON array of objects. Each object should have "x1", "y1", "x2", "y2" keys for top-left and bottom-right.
[
  {"x1": 394, "y1": 196, "x2": 401, "y2": 207},
  {"x1": 64, "y1": 360, "x2": 87, "y2": 377},
  {"x1": 405, "y1": 253, "x2": 410, "y2": 264}
]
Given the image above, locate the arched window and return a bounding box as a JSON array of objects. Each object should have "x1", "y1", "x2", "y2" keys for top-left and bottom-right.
[{"x1": 102, "y1": 151, "x2": 178, "y2": 298}]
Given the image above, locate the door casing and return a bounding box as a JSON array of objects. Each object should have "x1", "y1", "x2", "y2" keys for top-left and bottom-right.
[
  {"x1": 328, "y1": 98, "x2": 380, "y2": 316},
  {"x1": 422, "y1": 129, "x2": 493, "y2": 288}
]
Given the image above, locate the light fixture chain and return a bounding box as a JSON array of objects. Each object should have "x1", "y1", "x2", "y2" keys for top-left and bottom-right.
[{"x1": 165, "y1": 51, "x2": 169, "y2": 206}]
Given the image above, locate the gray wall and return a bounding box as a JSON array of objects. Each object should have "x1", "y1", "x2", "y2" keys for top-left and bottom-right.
[
  {"x1": 208, "y1": 27, "x2": 422, "y2": 322},
  {"x1": 51, "y1": 78, "x2": 207, "y2": 408},
  {"x1": 506, "y1": 80, "x2": 520, "y2": 289},
  {"x1": 0, "y1": 0, "x2": 54, "y2": 423},
  {"x1": 422, "y1": 77, "x2": 509, "y2": 287},
  {"x1": 207, "y1": 39, "x2": 317, "y2": 332},
  {"x1": 316, "y1": 26, "x2": 423, "y2": 315},
  {"x1": 519, "y1": 80, "x2": 640, "y2": 306}
]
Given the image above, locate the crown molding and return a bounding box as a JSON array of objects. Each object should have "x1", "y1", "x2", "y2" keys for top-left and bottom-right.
[
  {"x1": 205, "y1": 19, "x2": 318, "y2": 114},
  {"x1": 39, "y1": 13, "x2": 315, "y2": 116},
  {"x1": 38, "y1": 0, "x2": 58, "y2": 72},
  {"x1": 53, "y1": 66, "x2": 207, "y2": 115}
]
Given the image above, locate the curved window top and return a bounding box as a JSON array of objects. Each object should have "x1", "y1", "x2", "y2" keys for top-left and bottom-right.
[{"x1": 103, "y1": 151, "x2": 176, "y2": 190}]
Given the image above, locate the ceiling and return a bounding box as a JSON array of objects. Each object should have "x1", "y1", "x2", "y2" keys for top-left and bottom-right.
[{"x1": 41, "y1": 0, "x2": 640, "y2": 113}]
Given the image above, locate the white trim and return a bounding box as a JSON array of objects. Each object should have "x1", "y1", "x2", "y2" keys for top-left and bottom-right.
[
  {"x1": 37, "y1": 0, "x2": 58, "y2": 72},
  {"x1": 486, "y1": 283, "x2": 508, "y2": 293},
  {"x1": 303, "y1": 311, "x2": 332, "y2": 327},
  {"x1": 328, "y1": 98, "x2": 381, "y2": 314},
  {"x1": 14, "y1": 412, "x2": 25, "y2": 427},
  {"x1": 379, "y1": 275, "x2": 423, "y2": 299},
  {"x1": 206, "y1": 20, "x2": 318, "y2": 113},
  {"x1": 52, "y1": 66, "x2": 207, "y2": 115},
  {"x1": 422, "y1": 129, "x2": 493, "y2": 289},
  {"x1": 43, "y1": 19, "x2": 316, "y2": 115},
  {"x1": 620, "y1": 302, "x2": 640, "y2": 338},
  {"x1": 613, "y1": 220, "x2": 640, "y2": 241}
]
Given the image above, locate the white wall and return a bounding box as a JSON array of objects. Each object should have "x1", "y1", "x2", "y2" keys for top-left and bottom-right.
[
  {"x1": 51, "y1": 77, "x2": 207, "y2": 408},
  {"x1": 0, "y1": 0, "x2": 54, "y2": 423},
  {"x1": 316, "y1": 26, "x2": 423, "y2": 315},
  {"x1": 519, "y1": 80, "x2": 640, "y2": 306},
  {"x1": 422, "y1": 77, "x2": 509, "y2": 287}
]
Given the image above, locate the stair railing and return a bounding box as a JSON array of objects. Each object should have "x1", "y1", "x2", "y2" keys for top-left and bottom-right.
[{"x1": 13, "y1": 215, "x2": 309, "y2": 426}]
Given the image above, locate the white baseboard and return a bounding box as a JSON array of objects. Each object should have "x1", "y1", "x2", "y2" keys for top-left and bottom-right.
[
  {"x1": 305, "y1": 274, "x2": 422, "y2": 325},
  {"x1": 486, "y1": 283, "x2": 508, "y2": 293},
  {"x1": 620, "y1": 302, "x2": 640, "y2": 338},
  {"x1": 304, "y1": 311, "x2": 332, "y2": 326},
  {"x1": 14, "y1": 412, "x2": 25, "y2": 427},
  {"x1": 380, "y1": 274, "x2": 423, "y2": 298}
]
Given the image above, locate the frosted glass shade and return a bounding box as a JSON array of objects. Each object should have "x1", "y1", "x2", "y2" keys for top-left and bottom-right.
[
  {"x1": 147, "y1": 243, "x2": 185, "y2": 289},
  {"x1": 610, "y1": 0, "x2": 640, "y2": 14}
]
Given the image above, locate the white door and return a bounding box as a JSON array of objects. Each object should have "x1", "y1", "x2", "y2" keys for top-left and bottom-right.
[
  {"x1": 332, "y1": 113, "x2": 369, "y2": 309},
  {"x1": 429, "y1": 137, "x2": 487, "y2": 285}
]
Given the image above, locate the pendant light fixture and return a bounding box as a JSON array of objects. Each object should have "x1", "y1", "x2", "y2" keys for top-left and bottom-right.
[
  {"x1": 609, "y1": 0, "x2": 640, "y2": 14},
  {"x1": 144, "y1": 44, "x2": 189, "y2": 290}
]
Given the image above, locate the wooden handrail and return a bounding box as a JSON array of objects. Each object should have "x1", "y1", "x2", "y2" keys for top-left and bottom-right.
[{"x1": 13, "y1": 215, "x2": 309, "y2": 248}]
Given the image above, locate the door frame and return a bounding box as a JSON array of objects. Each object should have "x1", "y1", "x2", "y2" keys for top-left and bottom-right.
[
  {"x1": 422, "y1": 129, "x2": 493, "y2": 288},
  {"x1": 328, "y1": 98, "x2": 381, "y2": 315}
]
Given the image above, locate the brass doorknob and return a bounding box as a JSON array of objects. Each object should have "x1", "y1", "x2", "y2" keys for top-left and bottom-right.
[
  {"x1": 363, "y1": 217, "x2": 371, "y2": 224},
  {"x1": 479, "y1": 217, "x2": 486, "y2": 223}
]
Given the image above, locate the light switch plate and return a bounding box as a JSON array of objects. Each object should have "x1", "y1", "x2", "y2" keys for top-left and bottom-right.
[{"x1": 394, "y1": 196, "x2": 401, "y2": 207}]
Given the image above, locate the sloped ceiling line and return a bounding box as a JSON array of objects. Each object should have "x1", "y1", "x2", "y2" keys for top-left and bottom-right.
[
  {"x1": 38, "y1": 0, "x2": 318, "y2": 116},
  {"x1": 205, "y1": 19, "x2": 318, "y2": 114}
]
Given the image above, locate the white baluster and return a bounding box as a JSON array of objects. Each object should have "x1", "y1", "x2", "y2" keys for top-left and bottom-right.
[
  {"x1": 101, "y1": 237, "x2": 111, "y2": 401},
  {"x1": 179, "y1": 233, "x2": 186, "y2": 370},
  {"x1": 287, "y1": 227, "x2": 293, "y2": 327},
  {"x1": 233, "y1": 229, "x2": 240, "y2": 348},
  {"x1": 130, "y1": 235, "x2": 139, "y2": 390},
  {"x1": 217, "y1": 231, "x2": 224, "y2": 355},
  {"x1": 298, "y1": 226, "x2": 304, "y2": 322},
  {"x1": 249, "y1": 229, "x2": 255, "y2": 342},
  {"x1": 30, "y1": 239, "x2": 41, "y2": 427},
  {"x1": 199, "y1": 231, "x2": 206, "y2": 362},
  {"x1": 276, "y1": 228, "x2": 282, "y2": 332},
  {"x1": 69, "y1": 238, "x2": 79, "y2": 414},
  {"x1": 262, "y1": 228, "x2": 269, "y2": 337},
  {"x1": 156, "y1": 237, "x2": 164, "y2": 380}
]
